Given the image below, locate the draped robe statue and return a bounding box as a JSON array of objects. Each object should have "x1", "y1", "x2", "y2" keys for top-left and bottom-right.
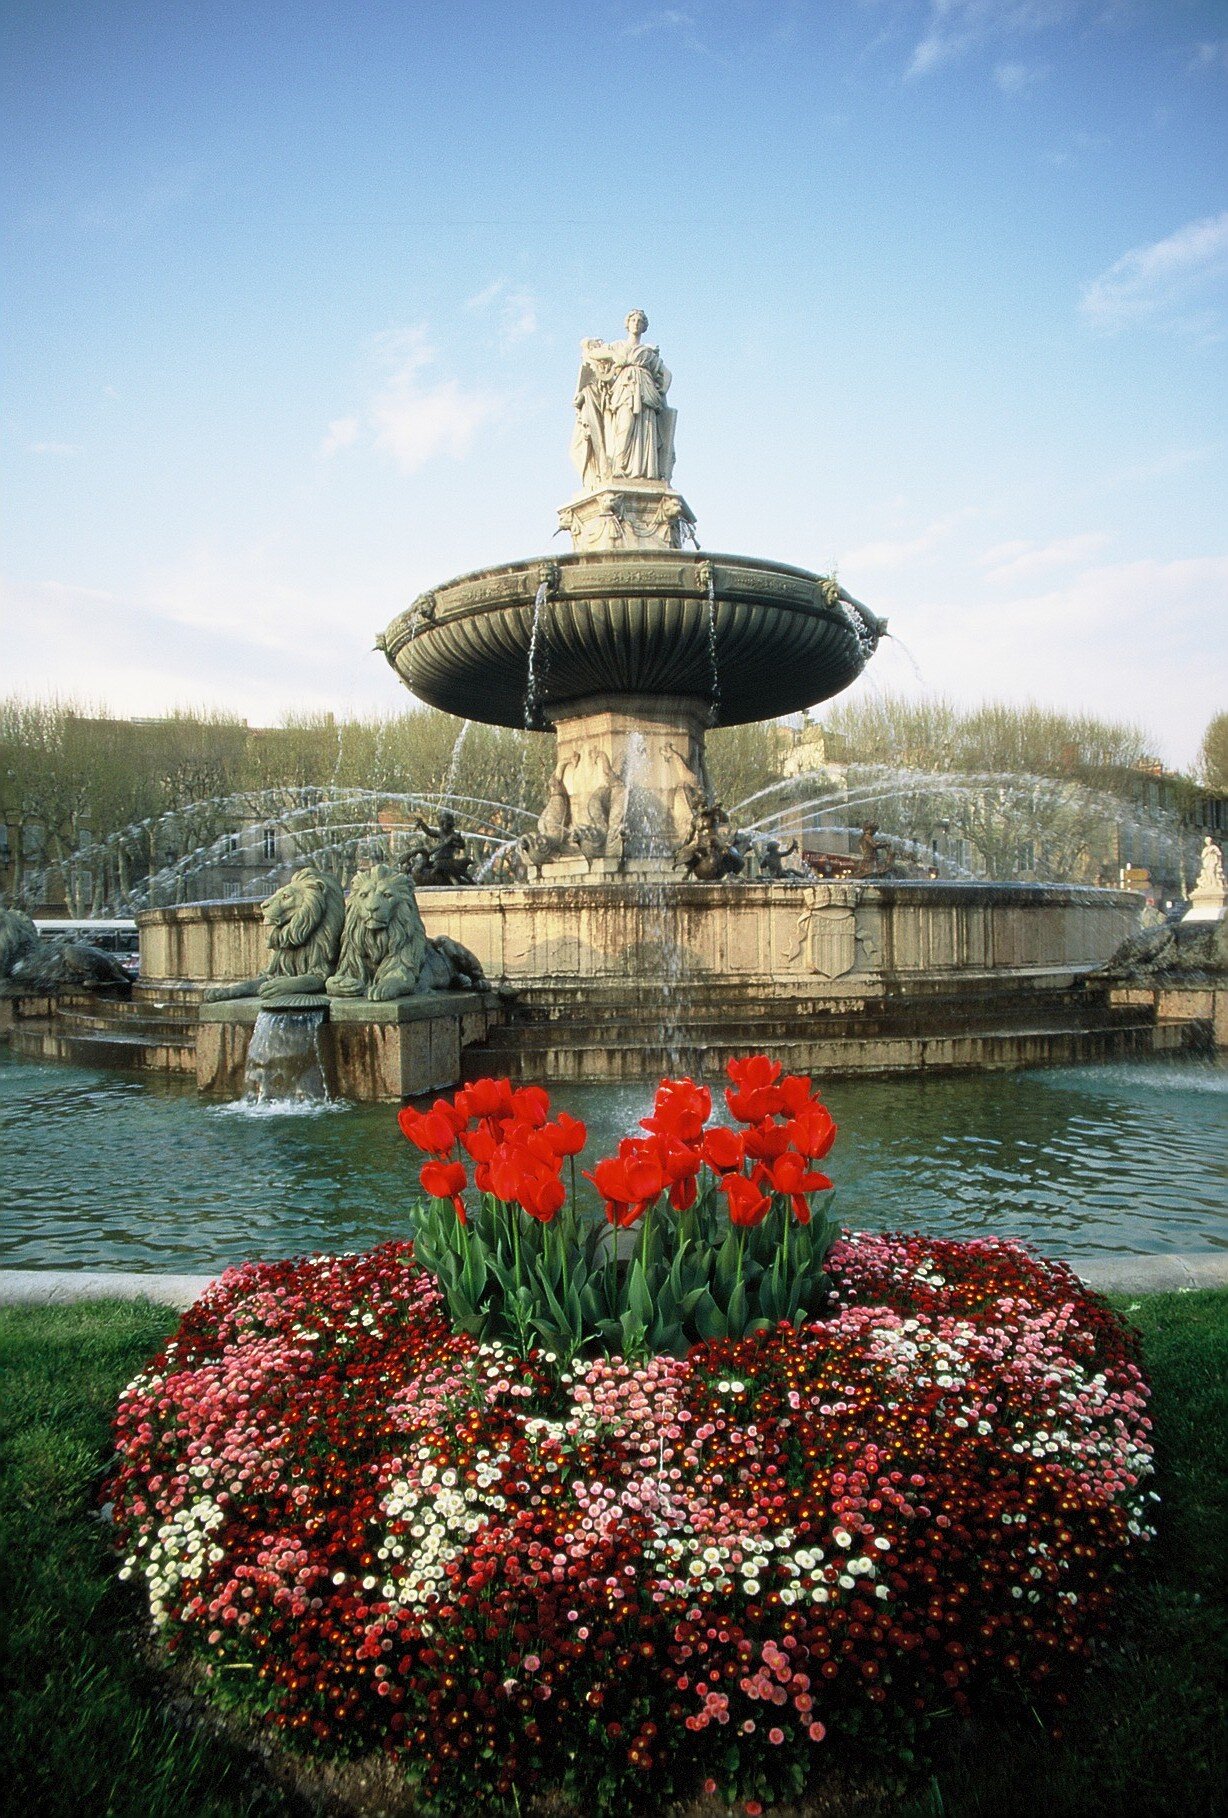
[{"x1": 570, "y1": 309, "x2": 677, "y2": 490}]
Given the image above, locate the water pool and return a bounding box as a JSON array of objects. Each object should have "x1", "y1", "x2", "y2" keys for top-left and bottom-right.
[{"x1": 0, "y1": 1049, "x2": 1224, "y2": 1272}]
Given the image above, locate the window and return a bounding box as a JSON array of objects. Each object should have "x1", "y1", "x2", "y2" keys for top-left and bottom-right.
[{"x1": 262, "y1": 826, "x2": 277, "y2": 863}]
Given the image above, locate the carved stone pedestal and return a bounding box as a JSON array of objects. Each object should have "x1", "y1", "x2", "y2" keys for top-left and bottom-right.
[
  {"x1": 542, "y1": 694, "x2": 713, "y2": 865},
  {"x1": 557, "y1": 480, "x2": 695, "y2": 552}
]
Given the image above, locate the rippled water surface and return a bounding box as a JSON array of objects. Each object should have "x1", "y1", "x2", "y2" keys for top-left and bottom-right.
[{"x1": 0, "y1": 1050, "x2": 1224, "y2": 1270}]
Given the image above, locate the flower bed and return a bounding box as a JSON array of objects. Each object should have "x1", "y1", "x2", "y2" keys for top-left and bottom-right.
[{"x1": 109, "y1": 1068, "x2": 1155, "y2": 1814}]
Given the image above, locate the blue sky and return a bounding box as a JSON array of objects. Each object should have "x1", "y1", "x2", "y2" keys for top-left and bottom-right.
[{"x1": 3, "y1": 0, "x2": 1226, "y2": 767}]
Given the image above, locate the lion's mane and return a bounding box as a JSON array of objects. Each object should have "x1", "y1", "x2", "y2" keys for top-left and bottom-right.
[
  {"x1": 262, "y1": 867, "x2": 346, "y2": 983},
  {"x1": 326, "y1": 865, "x2": 429, "y2": 1001}
]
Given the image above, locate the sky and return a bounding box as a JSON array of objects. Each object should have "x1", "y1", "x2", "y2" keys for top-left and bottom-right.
[{"x1": 2, "y1": 0, "x2": 1226, "y2": 770}]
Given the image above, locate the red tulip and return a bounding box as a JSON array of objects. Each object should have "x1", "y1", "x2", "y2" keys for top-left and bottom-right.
[
  {"x1": 779, "y1": 1073, "x2": 818, "y2": 1114},
  {"x1": 701, "y1": 1126, "x2": 745, "y2": 1173},
  {"x1": 724, "y1": 1052, "x2": 786, "y2": 1124},
  {"x1": 640, "y1": 1076, "x2": 712, "y2": 1144},
  {"x1": 655, "y1": 1138, "x2": 702, "y2": 1211},
  {"x1": 744, "y1": 1118, "x2": 792, "y2": 1162},
  {"x1": 460, "y1": 1124, "x2": 497, "y2": 1164},
  {"x1": 517, "y1": 1167, "x2": 566, "y2": 1222},
  {"x1": 542, "y1": 1112, "x2": 587, "y2": 1157},
  {"x1": 583, "y1": 1154, "x2": 650, "y2": 1227},
  {"x1": 430, "y1": 1095, "x2": 469, "y2": 1135},
  {"x1": 787, "y1": 1104, "x2": 837, "y2": 1161},
  {"x1": 719, "y1": 1172, "x2": 771, "y2": 1228},
  {"x1": 398, "y1": 1106, "x2": 458, "y2": 1156},
  {"x1": 757, "y1": 1150, "x2": 833, "y2": 1223},
  {"x1": 511, "y1": 1084, "x2": 551, "y2": 1128},
  {"x1": 455, "y1": 1076, "x2": 515, "y2": 1122},
  {"x1": 623, "y1": 1147, "x2": 665, "y2": 1205},
  {"x1": 418, "y1": 1159, "x2": 468, "y2": 1224},
  {"x1": 725, "y1": 1053, "x2": 782, "y2": 1091}
]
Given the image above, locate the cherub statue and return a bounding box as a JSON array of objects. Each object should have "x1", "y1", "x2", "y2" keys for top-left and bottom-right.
[{"x1": 401, "y1": 810, "x2": 475, "y2": 886}]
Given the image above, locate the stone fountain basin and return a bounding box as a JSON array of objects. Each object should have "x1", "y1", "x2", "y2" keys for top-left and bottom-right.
[{"x1": 379, "y1": 550, "x2": 881, "y2": 728}]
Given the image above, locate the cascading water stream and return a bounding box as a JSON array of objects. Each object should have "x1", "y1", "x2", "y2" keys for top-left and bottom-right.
[
  {"x1": 704, "y1": 567, "x2": 720, "y2": 727},
  {"x1": 524, "y1": 580, "x2": 550, "y2": 731},
  {"x1": 838, "y1": 596, "x2": 880, "y2": 666},
  {"x1": 243, "y1": 1008, "x2": 330, "y2": 1104},
  {"x1": 442, "y1": 719, "x2": 472, "y2": 801}
]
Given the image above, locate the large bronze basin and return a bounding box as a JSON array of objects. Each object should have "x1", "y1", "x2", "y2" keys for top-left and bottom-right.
[{"x1": 379, "y1": 550, "x2": 882, "y2": 729}]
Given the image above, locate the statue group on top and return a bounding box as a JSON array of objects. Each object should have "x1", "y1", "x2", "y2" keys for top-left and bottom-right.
[
  {"x1": 570, "y1": 309, "x2": 677, "y2": 492},
  {"x1": 560, "y1": 310, "x2": 696, "y2": 552}
]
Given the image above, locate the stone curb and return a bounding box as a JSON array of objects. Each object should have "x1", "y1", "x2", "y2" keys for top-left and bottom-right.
[{"x1": 1, "y1": 1254, "x2": 1226, "y2": 1311}]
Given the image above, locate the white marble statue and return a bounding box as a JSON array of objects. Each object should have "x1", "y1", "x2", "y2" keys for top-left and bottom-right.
[
  {"x1": 570, "y1": 310, "x2": 677, "y2": 489},
  {"x1": 1197, "y1": 835, "x2": 1225, "y2": 894},
  {"x1": 1184, "y1": 835, "x2": 1226, "y2": 923}
]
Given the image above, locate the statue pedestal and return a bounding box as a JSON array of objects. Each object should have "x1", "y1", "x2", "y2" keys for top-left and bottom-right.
[
  {"x1": 538, "y1": 854, "x2": 680, "y2": 886},
  {"x1": 558, "y1": 481, "x2": 696, "y2": 552},
  {"x1": 544, "y1": 694, "x2": 713, "y2": 865},
  {"x1": 1184, "y1": 882, "x2": 1226, "y2": 924}
]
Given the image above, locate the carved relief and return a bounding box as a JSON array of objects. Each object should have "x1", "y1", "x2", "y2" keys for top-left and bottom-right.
[{"x1": 809, "y1": 905, "x2": 858, "y2": 980}]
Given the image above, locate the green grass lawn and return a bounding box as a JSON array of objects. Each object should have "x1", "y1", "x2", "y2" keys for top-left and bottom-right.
[{"x1": 0, "y1": 1290, "x2": 1224, "y2": 1818}]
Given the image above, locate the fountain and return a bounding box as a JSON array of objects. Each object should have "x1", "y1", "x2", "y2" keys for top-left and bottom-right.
[{"x1": 10, "y1": 310, "x2": 1216, "y2": 1093}]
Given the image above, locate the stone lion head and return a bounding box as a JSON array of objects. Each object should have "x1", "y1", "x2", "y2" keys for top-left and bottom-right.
[
  {"x1": 260, "y1": 866, "x2": 346, "y2": 981},
  {"x1": 326, "y1": 864, "x2": 429, "y2": 1001}
]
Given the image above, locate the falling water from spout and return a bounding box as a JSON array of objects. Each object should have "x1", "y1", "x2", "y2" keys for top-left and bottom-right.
[
  {"x1": 443, "y1": 718, "x2": 472, "y2": 799},
  {"x1": 881, "y1": 629, "x2": 925, "y2": 686},
  {"x1": 704, "y1": 567, "x2": 720, "y2": 727},
  {"x1": 839, "y1": 597, "x2": 879, "y2": 665},
  {"x1": 525, "y1": 580, "x2": 550, "y2": 730},
  {"x1": 243, "y1": 1009, "x2": 329, "y2": 1104}
]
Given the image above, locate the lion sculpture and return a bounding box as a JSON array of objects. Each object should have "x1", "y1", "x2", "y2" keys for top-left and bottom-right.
[
  {"x1": 1, "y1": 906, "x2": 131, "y2": 994},
  {"x1": 326, "y1": 865, "x2": 485, "y2": 1001},
  {"x1": 0, "y1": 907, "x2": 40, "y2": 980},
  {"x1": 204, "y1": 865, "x2": 346, "y2": 1002}
]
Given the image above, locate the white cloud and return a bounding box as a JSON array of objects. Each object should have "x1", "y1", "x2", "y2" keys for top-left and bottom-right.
[
  {"x1": 317, "y1": 325, "x2": 507, "y2": 475},
  {"x1": 860, "y1": 554, "x2": 1228, "y2": 770},
  {"x1": 0, "y1": 574, "x2": 328, "y2": 722},
  {"x1": 29, "y1": 441, "x2": 84, "y2": 456},
  {"x1": 1044, "y1": 127, "x2": 1109, "y2": 167},
  {"x1": 142, "y1": 542, "x2": 341, "y2": 645},
  {"x1": 1188, "y1": 41, "x2": 1228, "y2": 74},
  {"x1": 465, "y1": 279, "x2": 539, "y2": 348},
  {"x1": 1080, "y1": 211, "x2": 1228, "y2": 334},
  {"x1": 622, "y1": 10, "x2": 702, "y2": 45},
  {"x1": 318, "y1": 415, "x2": 360, "y2": 458},
  {"x1": 907, "y1": 26, "x2": 963, "y2": 79},
  {"x1": 369, "y1": 329, "x2": 503, "y2": 473},
  {"x1": 0, "y1": 552, "x2": 400, "y2": 726},
  {"x1": 76, "y1": 160, "x2": 207, "y2": 235},
  {"x1": 981, "y1": 531, "x2": 1109, "y2": 584},
  {"x1": 993, "y1": 59, "x2": 1043, "y2": 92},
  {"x1": 843, "y1": 512, "x2": 973, "y2": 572},
  {"x1": 905, "y1": 2, "x2": 1072, "y2": 82}
]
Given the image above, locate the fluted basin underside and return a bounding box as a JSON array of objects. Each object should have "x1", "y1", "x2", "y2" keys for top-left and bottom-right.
[{"x1": 381, "y1": 551, "x2": 879, "y2": 729}]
